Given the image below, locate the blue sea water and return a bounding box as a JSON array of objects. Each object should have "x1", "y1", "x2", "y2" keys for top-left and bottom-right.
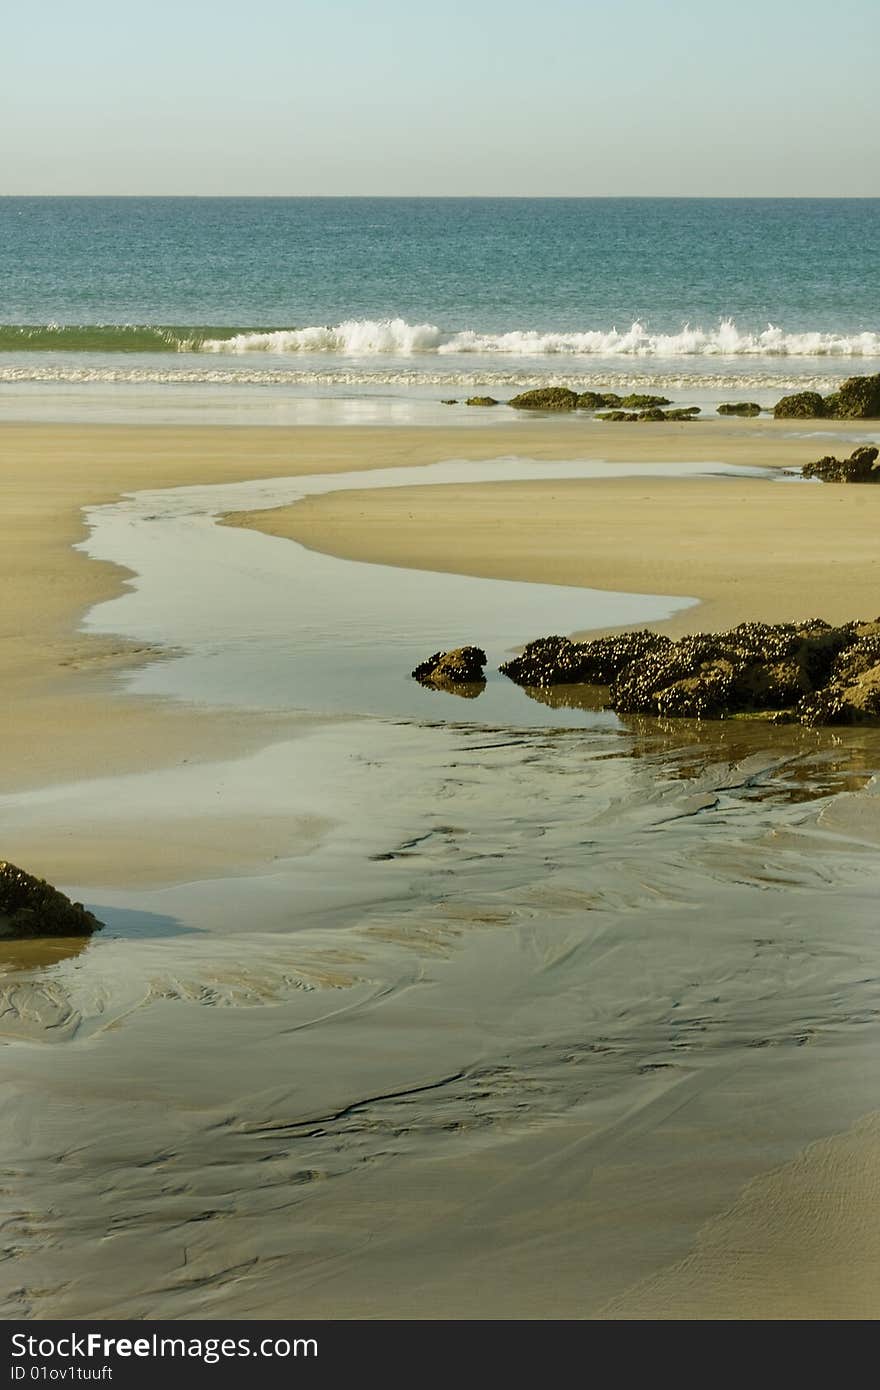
[{"x1": 1, "y1": 197, "x2": 879, "y2": 413}]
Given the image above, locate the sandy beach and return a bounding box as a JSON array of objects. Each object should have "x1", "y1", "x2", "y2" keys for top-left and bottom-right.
[{"x1": 3, "y1": 414, "x2": 880, "y2": 1320}]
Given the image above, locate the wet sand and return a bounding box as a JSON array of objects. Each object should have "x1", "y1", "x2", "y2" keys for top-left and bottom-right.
[
  {"x1": 233, "y1": 429, "x2": 880, "y2": 639},
  {"x1": 3, "y1": 416, "x2": 880, "y2": 1320}
]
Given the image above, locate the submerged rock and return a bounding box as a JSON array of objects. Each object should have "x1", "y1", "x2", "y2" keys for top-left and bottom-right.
[
  {"x1": 465, "y1": 396, "x2": 499, "y2": 407},
  {"x1": 412, "y1": 646, "x2": 488, "y2": 687},
  {"x1": 498, "y1": 620, "x2": 880, "y2": 725},
  {"x1": 0, "y1": 862, "x2": 103, "y2": 938},
  {"x1": 774, "y1": 374, "x2": 880, "y2": 420},
  {"x1": 717, "y1": 402, "x2": 761, "y2": 417},
  {"x1": 440, "y1": 398, "x2": 458, "y2": 405},
  {"x1": 802, "y1": 445, "x2": 880, "y2": 482},
  {"x1": 508, "y1": 387, "x2": 579, "y2": 411}
]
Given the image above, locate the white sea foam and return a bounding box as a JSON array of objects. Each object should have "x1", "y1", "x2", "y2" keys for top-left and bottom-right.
[
  {"x1": 201, "y1": 317, "x2": 880, "y2": 358},
  {"x1": 0, "y1": 365, "x2": 850, "y2": 391}
]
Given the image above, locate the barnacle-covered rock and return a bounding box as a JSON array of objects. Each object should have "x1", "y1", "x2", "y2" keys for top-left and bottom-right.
[
  {"x1": 412, "y1": 646, "x2": 487, "y2": 687},
  {"x1": 496, "y1": 619, "x2": 880, "y2": 724},
  {"x1": 500, "y1": 630, "x2": 671, "y2": 688},
  {"x1": 802, "y1": 446, "x2": 880, "y2": 483},
  {"x1": 0, "y1": 862, "x2": 103, "y2": 939}
]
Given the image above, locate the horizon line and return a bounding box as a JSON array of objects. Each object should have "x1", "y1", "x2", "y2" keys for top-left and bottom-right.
[{"x1": 2, "y1": 192, "x2": 880, "y2": 201}]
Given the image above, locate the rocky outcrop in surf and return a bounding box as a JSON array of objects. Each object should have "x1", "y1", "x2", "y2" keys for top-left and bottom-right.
[
  {"x1": 498, "y1": 620, "x2": 880, "y2": 725},
  {"x1": 802, "y1": 445, "x2": 880, "y2": 482},
  {"x1": 0, "y1": 861, "x2": 103, "y2": 938},
  {"x1": 465, "y1": 396, "x2": 499, "y2": 407},
  {"x1": 412, "y1": 646, "x2": 487, "y2": 695},
  {"x1": 774, "y1": 373, "x2": 880, "y2": 419},
  {"x1": 717, "y1": 402, "x2": 761, "y2": 416}
]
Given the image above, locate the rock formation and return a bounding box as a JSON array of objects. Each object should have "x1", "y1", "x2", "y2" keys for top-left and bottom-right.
[
  {"x1": 774, "y1": 373, "x2": 880, "y2": 420},
  {"x1": 717, "y1": 402, "x2": 761, "y2": 416},
  {"x1": 0, "y1": 861, "x2": 103, "y2": 938},
  {"x1": 496, "y1": 620, "x2": 880, "y2": 725},
  {"x1": 508, "y1": 387, "x2": 579, "y2": 410},
  {"x1": 412, "y1": 646, "x2": 488, "y2": 689},
  {"x1": 802, "y1": 445, "x2": 880, "y2": 482}
]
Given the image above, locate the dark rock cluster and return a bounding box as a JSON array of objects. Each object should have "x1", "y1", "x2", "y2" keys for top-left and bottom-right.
[
  {"x1": 717, "y1": 402, "x2": 762, "y2": 417},
  {"x1": 774, "y1": 373, "x2": 880, "y2": 420},
  {"x1": 498, "y1": 620, "x2": 880, "y2": 724},
  {"x1": 0, "y1": 861, "x2": 103, "y2": 938},
  {"x1": 412, "y1": 645, "x2": 487, "y2": 693},
  {"x1": 802, "y1": 445, "x2": 880, "y2": 483},
  {"x1": 465, "y1": 396, "x2": 499, "y2": 407},
  {"x1": 505, "y1": 388, "x2": 676, "y2": 412},
  {"x1": 499, "y1": 630, "x2": 668, "y2": 688}
]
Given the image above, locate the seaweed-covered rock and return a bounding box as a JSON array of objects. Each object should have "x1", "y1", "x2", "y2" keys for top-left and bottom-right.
[
  {"x1": 802, "y1": 445, "x2": 880, "y2": 483},
  {"x1": 825, "y1": 373, "x2": 880, "y2": 419},
  {"x1": 596, "y1": 407, "x2": 699, "y2": 422},
  {"x1": 575, "y1": 391, "x2": 612, "y2": 410},
  {"x1": 773, "y1": 391, "x2": 827, "y2": 420},
  {"x1": 412, "y1": 646, "x2": 487, "y2": 687},
  {"x1": 465, "y1": 396, "x2": 499, "y2": 407},
  {"x1": 0, "y1": 862, "x2": 103, "y2": 938},
  {"x1": 500, "y1": 630, "x2": 671, "y2": 688},
  {"x1": 773, "y1": 375, "x2": 880, "y2": 421},
  {"x1": 620, "y1": 394, "x2": 672, "y2": 408},
  {"x1": 717, "y1": 402, "x2": 761, "y2": 417},
  {"x1": 508, "y1": 387, "x2": 579, "y2": 411},
  {"x1": 440, "y1": 398, "x2": 458, "y2": 405}
]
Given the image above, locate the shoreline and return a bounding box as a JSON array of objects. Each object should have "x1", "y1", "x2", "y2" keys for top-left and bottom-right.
[
  {"x1": 2, "y1": 417, "x2": 875, "y2": 795},
  {"x1": 3, "y1": 416, "x2": 880, "y2": 1320}
]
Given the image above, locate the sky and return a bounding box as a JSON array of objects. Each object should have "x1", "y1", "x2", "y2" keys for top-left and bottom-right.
[{"x1": 3, "y1": 0, "x2": 878, "y2": 196}]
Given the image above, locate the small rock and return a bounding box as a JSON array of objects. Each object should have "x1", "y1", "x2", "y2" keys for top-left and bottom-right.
[
  {"x1": 465, "y1": 396, "x2": 499, "y2": 407},
  {"x1": 412, "y1": 646, "x2": 488, "y2": 687}
]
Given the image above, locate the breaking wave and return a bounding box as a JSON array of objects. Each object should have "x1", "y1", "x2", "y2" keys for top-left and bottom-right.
[
  {"x1": 203, "y1": 318, "x2": 880, "y2": 358},
  {"x1": 1, "y1": 318, "x2": 879, "y2": 358}
]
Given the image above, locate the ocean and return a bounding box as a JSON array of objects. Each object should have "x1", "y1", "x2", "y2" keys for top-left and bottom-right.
[{"x1": 1, "y1": 197, "x2": 879, "y2": 418}]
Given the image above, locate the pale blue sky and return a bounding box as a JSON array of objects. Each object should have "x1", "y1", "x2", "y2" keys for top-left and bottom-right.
[{"x1": 3, "y1": 0, "x2": 878, "y2": 195}]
